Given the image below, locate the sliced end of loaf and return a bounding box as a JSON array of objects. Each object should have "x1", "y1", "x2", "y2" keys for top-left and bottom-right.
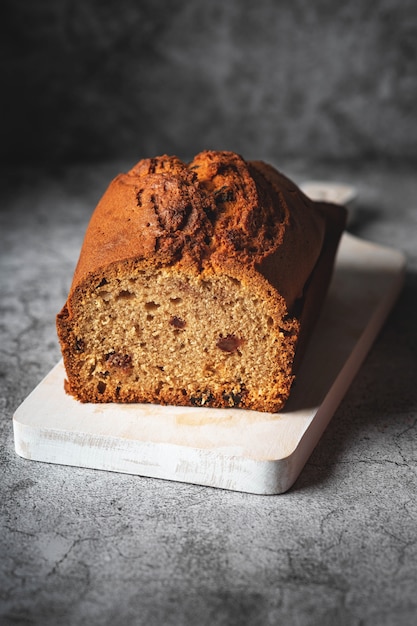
[{"x1": 57, "y1": 264, "x2": 299, "y2": 412}]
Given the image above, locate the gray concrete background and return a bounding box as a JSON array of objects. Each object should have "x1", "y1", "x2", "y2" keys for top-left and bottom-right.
[{"x1": 2, "y1": 0, "x2": 417, "y2": 165}]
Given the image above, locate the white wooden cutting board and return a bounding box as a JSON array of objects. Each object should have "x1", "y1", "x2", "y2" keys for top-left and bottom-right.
[{"x1": 13, "y1": 233, "x2": 405, "y2": 494}]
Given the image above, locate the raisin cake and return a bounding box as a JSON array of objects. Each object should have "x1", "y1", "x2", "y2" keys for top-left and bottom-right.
[{"x1": 57, "y1": 150, "x2": 347, "y2": 412}]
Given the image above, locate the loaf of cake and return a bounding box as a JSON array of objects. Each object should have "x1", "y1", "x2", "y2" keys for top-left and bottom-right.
[{"x1": 57, "y1": 150, "x2": 347, "y2": 412}]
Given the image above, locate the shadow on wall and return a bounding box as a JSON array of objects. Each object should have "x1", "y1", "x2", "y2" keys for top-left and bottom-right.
[{"x1": 2, "y1": 0, "x2": 417, "y2": 165}]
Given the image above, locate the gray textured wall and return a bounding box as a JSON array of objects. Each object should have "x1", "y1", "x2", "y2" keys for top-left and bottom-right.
[{"x1": 3, "y1": 0, "x2": 417, "y2": 165}]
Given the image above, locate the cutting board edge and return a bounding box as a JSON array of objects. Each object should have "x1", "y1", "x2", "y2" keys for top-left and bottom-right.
[{"x1": 13, "y1": 414, "x2": 300, "y2": 495}]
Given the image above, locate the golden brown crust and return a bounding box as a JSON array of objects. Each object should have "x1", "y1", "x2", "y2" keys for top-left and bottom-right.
[
  {"x1": 57, "y1": 150, "x2": 347, "y2": 412},
  {"x1": 69, "y1": 151, "x2": 327, "y2": 310}
]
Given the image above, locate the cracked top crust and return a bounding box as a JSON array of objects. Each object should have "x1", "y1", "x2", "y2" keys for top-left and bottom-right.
[{"x1": 69, "y1": 150, "x2": 346, "y2": 314}]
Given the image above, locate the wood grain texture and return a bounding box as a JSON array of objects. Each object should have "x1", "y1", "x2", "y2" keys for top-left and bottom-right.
[{"x1": 13, "y1": 234, "x2": 405, "y2": 494}]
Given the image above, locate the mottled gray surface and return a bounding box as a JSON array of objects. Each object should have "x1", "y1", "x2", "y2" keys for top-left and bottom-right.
[
  {"x1": 3, "y1": 0, "x2": 417, "y2": 165},
  {"x1": 1, "y1": 158, "x2": 416, "y2": 625},
  {"x1": 2, "y1": 1, "x2": 416, "y2": 622}
]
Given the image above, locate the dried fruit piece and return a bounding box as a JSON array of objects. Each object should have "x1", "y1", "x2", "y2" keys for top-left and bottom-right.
[
  {"x1": 105, "y1": 352, "x2": 133, "y2": 371},
  {"x1": 216, "y1": 334, "x2": 243, "y2": 353},
  {"x1": 169, "y1": 315, "x2": 186, "y2": 329}
]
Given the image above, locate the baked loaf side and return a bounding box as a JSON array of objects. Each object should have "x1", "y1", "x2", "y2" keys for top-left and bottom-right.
[{"x1": 57, "y1": 150, "x2": 347, "y2": 412}]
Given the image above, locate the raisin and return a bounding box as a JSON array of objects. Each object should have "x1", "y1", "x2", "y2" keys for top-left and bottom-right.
[
  {"x1": 216, "y1": 334, "x2": 243, "y2": 353},
  {"x1": 105, "y1": 352, "x2": 133, "y2": 371},
  {"x1": 169, "y1": 315, "x2": 186, "y2": 329}
]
